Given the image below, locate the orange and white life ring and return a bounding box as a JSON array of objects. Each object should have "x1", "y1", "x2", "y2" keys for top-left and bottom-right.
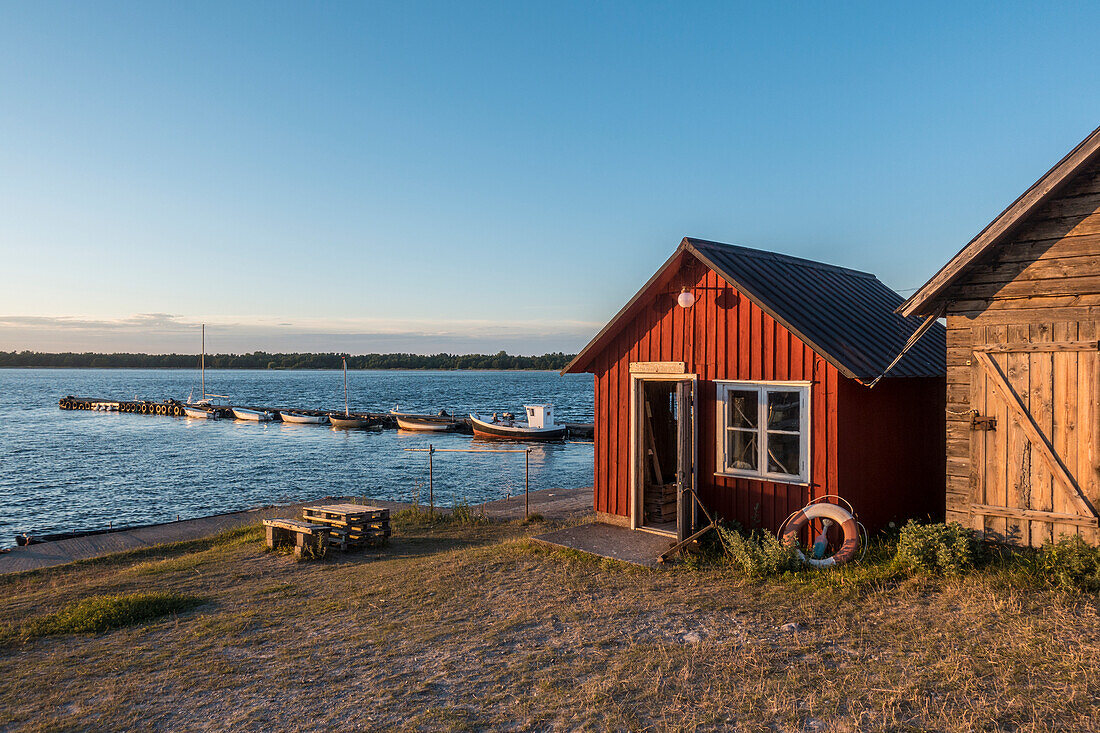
[{"x1": 780, "y1": 500, "x2": 863, "y2": 568}]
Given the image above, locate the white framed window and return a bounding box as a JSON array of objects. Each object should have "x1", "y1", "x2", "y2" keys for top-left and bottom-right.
[{"x1": 716, "y1": 381, "x2": 810, "y2": 484}]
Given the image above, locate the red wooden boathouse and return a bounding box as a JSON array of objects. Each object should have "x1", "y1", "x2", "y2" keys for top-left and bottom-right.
[{"x1": 564, "y1": 238, "x2": 946, "y2": 541}]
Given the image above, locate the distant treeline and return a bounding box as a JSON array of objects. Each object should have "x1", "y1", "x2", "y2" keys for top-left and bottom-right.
[{"x1": 0, "y1": 350, "x2": 576, "y2": 371}]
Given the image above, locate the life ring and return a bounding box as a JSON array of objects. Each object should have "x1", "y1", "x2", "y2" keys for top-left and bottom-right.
[{"x1": 779, "y1": 501, "x2": 862, "y2": 568}]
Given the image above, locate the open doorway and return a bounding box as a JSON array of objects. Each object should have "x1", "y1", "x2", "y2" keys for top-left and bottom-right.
[
  {"x1": 641, "y1": 381, "x2": 678, "y2": 534},
  {"x1": 633, "y1": 376, "x2": 695, "y2": 538}
]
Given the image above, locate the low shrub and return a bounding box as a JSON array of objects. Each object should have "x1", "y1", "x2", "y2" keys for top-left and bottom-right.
[
  {"x1": 19, "y1": 592, "x2": 203, "y2": 639},
  {"x1": 393, "y1": 502, "x2": 490, "y2": 530},
  {"x1": 894, "y1": 521, "x2": 978, "y2": 576},
  {"x1": 451, "y1": 500, "x2": 489, "y2": 526},
  {"x1": 1039, "y1": 534, "x2": 1100, "y2": 591},
  {"x1": 717, "y1": 526, "x2": 800, "y2": 577}
]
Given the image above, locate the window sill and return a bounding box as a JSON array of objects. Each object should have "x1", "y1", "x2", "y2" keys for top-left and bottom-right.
[{"x1": 714, "y1": 471, "x2": 811, "y2": 487}]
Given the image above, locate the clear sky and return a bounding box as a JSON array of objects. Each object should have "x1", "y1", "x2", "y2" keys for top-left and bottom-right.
[{"x1": 2, "y1": 1, "x2": 1099, "y2": 355}]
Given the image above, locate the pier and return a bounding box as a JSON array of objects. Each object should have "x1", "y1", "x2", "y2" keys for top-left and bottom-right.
[{"x1": 57, "y1": 395, "x2": 595, "y2": 439}]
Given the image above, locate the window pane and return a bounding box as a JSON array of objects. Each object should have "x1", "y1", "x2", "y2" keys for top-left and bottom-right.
[
  {"x1": 728, "y1": 429, "x2": 758, "y2": 471},
  {"x1": 767, "y1": 432, "x2": 800, "y2": 476},
  {"x1": 767, "y1": 391, "x2": 800, "y2": 432},
  {"x1": 728, "y1": 390, "x2": 758, "y2": 429}
]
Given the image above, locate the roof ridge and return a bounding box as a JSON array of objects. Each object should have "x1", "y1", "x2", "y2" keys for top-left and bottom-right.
[{"x1": 684, "y1": 237, "x2": 876, "y2": 280}]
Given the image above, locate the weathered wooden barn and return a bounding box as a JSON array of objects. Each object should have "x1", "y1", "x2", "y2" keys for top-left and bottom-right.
[
  {"x1": 565, "y1": 238, "x2": 946, "y2": 541},
  {"x1": 900, "y1": 124, "x2": 1100, "y2": 547}
]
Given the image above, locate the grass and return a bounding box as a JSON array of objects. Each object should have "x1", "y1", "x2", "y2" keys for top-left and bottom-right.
[
  {"x1": 2, "y1": 516, "x2": 1100, "y2": 731},
  {"x1": 10, "y1": 592, "x2": 203, "y2": 641}
]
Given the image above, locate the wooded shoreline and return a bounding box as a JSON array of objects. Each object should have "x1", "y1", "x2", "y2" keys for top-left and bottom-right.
[{"x1": 0, "y1": 351, "x2": 576, "y2": 371}]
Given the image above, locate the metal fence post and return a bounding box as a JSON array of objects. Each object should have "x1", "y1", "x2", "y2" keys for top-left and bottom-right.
[
  {"x1": 525, "y1": 448, "x2": 530, "y2": 520},
  {"x1": 429, "y1": 444, "x2": 434, "y2": 513}
]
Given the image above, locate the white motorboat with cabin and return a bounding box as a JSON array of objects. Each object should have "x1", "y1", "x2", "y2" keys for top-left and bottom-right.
[{"x1": 469, "y1": 404, "x2": 567, "y2": 441}]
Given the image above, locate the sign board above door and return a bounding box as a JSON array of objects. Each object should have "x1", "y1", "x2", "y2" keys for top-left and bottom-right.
[{"x1": 629, "y1": 362, "x2": 687, "y2": 374}]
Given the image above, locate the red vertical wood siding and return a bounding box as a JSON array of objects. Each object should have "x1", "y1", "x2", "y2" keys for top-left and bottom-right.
[{"x1": 588, "y1": 251, "x2": 943, "y2": 533}]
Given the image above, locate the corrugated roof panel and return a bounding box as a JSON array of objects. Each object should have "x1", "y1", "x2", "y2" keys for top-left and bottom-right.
[{"x1": 686, "y1": 239, "x2": 945, "y2": 381}]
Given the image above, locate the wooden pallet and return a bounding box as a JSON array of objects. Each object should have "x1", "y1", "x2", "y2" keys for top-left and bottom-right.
[{"x1": 302, "y1": 504, "x2": 390, "y2": 551}]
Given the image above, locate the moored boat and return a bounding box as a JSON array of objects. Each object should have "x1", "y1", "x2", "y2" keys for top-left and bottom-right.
[
  {"x1": 395, "y1": 415, "x2": 456, "y2": 432},
  {"x1": 279, "y1": 411, "x2": 329, "y2": 424},
  {"x1": 469, "y1": 404, "x2": 566, "y2": 441},
  {"x1": 232, "y1": 407, "x2": 275, "y2": 422},
  {"x1": 183, "y1": 405, "x2": 218, "y2": 419},
  {"x1": 329, "y1": 414, "x2": 374, "y2": 429},
  {"x1": 391, "y1": 408, "x2": 458, "y2": 432}
]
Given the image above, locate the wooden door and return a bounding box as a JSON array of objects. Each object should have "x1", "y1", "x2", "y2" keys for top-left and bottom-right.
[
  {"x1": 970, "y1": 324, "x2": 1100, "y2": 546},
  {"x1": 675, "y1": 380, "x2": 697, "y2": 542}
]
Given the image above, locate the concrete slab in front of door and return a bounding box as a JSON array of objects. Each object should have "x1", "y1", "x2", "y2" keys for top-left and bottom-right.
[{"x1": 533, "y1": 523, "x2": 675, "y2": 568}]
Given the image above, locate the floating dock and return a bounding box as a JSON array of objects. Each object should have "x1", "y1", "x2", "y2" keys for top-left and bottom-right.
[{"x1": 57, "y1": 396, "x2": 595, "y2": 439}]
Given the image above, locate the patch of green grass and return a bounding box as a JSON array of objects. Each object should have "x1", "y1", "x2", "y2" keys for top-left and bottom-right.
[
  {"x1": 393, "y1": 502, "x2": 490, "y2": 530},
  {"x1": 14, "y1": 592, "x2": 203, "y2": 640},
  {"x1": 128, "y1": 553, "x2": 211, "y2": 576}
]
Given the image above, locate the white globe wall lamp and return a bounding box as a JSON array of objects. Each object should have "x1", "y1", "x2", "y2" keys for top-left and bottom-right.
[{"x1": 677, "y1": 287, "x2": 696, "y2": 309}]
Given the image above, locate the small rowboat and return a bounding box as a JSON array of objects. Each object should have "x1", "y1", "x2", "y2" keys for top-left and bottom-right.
[
  {"x1": 232, "y1": 407, "x2": 275, "y2": 422},
  {"x1": 469, "y1": 404, "x2": 566, "y2": 441},
  {"x1": 183, "y1": 405, "x2": 218, "y2": 419},
  {"x1": 330, "y1": 414, "x2": 374, "y2": 430},
  {"x1": 395, "y1": 415, "x2": 456, "y2": 432},
  {"x1": 279, "y1": 411, "x2": 329, "y2": 425},
  {"x1": 391, "y1": 408, "x2": 458, "y2": 432}
]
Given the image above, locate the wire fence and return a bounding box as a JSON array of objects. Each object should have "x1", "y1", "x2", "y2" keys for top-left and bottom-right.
[{"x1": 403, "y1": 444, "x2": 535, "y2": 518}]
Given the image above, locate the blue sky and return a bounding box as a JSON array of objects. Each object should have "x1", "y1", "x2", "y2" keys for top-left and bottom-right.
[{"x1": 2, "y1": 1, "x2": 1099, "y2": 354}]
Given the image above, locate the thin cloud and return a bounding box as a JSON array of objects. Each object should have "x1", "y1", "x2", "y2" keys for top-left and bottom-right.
[{"x1": 0, "y1": 313, "x2": 598, "y2": 355}]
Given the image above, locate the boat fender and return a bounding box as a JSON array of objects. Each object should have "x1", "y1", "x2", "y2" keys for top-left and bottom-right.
[{"x1": 780, "y1": 502, "x2": 860, "y2": 568}]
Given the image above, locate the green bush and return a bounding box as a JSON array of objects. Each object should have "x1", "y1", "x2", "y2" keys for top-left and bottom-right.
[
  {"x1": 450, "y1": 500, "x2": 489, "y2": 526},
  {"x1": 894, "y1": 521, "x2": 978, "y2": 576},
  {"x1": 393, "y1": 502, "x2": 489, "y2": 530},
  {"x1": 1039, "y1": 535, "x2": 1100, "y2": 591},
  {"x1": 19, "y1": 592, "x2": 202, "y2": 639},
  {"x1": 717, "y1": 526, "x2": 800, "y2": 577}
]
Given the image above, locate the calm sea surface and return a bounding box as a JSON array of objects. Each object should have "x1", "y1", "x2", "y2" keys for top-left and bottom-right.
[{"x1": 0, "y1": 368, "x2": 594, "y2": 547}]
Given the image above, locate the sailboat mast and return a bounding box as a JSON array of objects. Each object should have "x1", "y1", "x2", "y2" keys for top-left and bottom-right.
[
  {"x1": 343, "y1": 356, "x2": 349, "y2": 416},
  {"x1": 201, "y1": 324, "x2": 205, "y2": 400}
]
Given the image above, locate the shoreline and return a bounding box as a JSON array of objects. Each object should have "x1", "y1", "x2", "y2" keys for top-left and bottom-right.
[{"x1": 0, "y1": 487, "x2": 591, "y2": 575}]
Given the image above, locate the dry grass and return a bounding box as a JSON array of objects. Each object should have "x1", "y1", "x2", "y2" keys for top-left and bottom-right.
[{"x1": 1, "y1": 516, "x2": 1099, "y2": 731}]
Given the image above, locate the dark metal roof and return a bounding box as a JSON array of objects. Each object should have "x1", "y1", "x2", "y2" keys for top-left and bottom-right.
[
  {"x1": 686, "y1": 238, "x2": 945, "y2": 381},
  {"x1": 564, "y1": 237, "x2": 945, "y2": 382}
]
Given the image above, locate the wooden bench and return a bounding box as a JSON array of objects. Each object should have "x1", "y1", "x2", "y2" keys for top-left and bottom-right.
[{"x1": 262, "y1": 519, "x2": 331, "y2": 558}]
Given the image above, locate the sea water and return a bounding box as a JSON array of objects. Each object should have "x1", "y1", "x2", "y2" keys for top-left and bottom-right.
[{"x1": 0, "y1": 368, "x2": 593, "y2": 546}]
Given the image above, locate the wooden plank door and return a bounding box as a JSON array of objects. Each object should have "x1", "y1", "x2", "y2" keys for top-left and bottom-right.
[
  {"x1": 675, "y1": 379, "x2": 697, "y2": 542},
  {"x1": 970, "y1": 324, "x2": 1100, "y2": 545}
]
